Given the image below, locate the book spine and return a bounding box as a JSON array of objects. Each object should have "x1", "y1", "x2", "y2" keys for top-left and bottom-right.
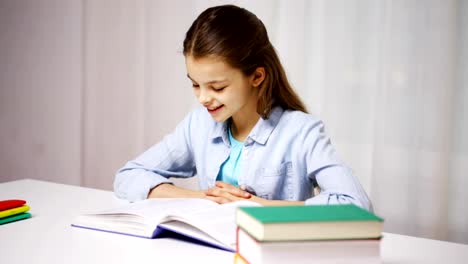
[{"x1": 236, "y1": 226, "x2": 240, "y2": 252}]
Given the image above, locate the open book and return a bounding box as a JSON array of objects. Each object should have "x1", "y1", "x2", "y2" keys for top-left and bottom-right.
[{"x1": 71, "y1": 198, "x2": 259, "y2": 252}]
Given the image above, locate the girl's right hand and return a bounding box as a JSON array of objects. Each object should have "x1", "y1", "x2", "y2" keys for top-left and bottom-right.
[{"x1": 203, "y1": 181, "x2": 252, "y2": 204}]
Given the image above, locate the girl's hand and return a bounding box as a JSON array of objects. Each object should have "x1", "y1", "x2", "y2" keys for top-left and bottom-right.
[
  {"x1": 204, "y1": 181, "x2": 305, "y2": 205},
  {"x1": 204, "y1": 181, "x2": 252, "y2": 204}
]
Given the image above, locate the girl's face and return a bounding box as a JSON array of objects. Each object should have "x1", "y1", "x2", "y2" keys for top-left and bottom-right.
[{"x1": 186, "y1": 55, "x2": 259, "y2": 123}]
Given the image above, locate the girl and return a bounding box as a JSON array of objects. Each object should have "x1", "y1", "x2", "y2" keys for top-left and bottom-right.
[{"x1": 114, "y1": 5, "x2": 372, "y2": 210}]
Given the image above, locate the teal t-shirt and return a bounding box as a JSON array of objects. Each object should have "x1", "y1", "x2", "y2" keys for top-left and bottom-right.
[{"x1": 216, "y1": 126, "x2": 243, "y2": 187}]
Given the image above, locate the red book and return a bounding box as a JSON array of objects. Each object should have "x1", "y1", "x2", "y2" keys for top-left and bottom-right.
[{"x1": 0, "y1": 200, "x2": 26, "y2": 211}]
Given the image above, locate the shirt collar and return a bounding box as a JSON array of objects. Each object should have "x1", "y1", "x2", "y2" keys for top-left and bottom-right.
[
  {"x1": 211, "y1": 119, "x2": 230, "y2": 146},
  {"x1": 248, "y1": 107, "x2": 284, "y2": 145},
  {"x1": 210, "y1": 107, "x2": 285, "y2": 146}
]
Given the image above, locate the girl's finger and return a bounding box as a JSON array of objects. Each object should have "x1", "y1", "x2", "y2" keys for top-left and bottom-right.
[{"x1": 215, "y1": 181, "x2": 251, "y2": 198}]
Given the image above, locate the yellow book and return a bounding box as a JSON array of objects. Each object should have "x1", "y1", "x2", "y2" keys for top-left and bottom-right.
[
  {"x1": 0, "y1": 205, "x2": 30, "y2": 218},
  {"x1": 233, "y1": 253, "x2": 249, "y2": 264}
]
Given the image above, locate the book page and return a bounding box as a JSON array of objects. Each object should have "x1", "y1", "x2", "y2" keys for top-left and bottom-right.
[
  {"x1": 95, "y1": 198, "x2": 220, "y2": 226},
  {"x1": 72, "y1": 198, "x2": 260, "y2": 247},
  {"x1": 162, "y1": 200, "x2": 260, "y2": 248}
]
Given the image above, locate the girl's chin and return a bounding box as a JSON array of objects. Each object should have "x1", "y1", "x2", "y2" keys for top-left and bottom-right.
[{"x1": 211, "y1": 115, "x2": 230, "y2": 123}]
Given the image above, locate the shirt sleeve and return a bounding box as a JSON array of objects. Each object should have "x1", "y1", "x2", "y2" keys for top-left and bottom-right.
[
  {"x1": 113, "y1": 110, "x2": 198, "y2": 202},
  {"x1": 300, "y1": 119, "x2": 373, "y2": 211},
  {"x1": 304, "y1": 165, "x2": 373, "y2": 212}
]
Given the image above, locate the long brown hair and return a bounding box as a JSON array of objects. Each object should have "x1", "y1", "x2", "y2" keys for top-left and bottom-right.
[{"x1": 183, "y1": 5, "x2": 307, "y2": 118}]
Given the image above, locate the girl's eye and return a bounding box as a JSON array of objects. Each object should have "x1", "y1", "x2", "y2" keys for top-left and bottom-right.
[
  {"x1": 214, "y1": 86, "x2": 227, "y2": 91},
  {"x1": 192, "y1": 84, "x2": 200, "y2": 88}
]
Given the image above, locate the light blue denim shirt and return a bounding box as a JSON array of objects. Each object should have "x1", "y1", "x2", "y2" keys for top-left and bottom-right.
[{"x1": 114, "y1": 106, "x2": 372, "y2": 211}]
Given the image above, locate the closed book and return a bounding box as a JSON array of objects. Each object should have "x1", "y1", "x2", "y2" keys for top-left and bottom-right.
[
  {"x1": 0, "y1": 212, "x2": 32, "y2": 225},
  {"x1": 236, "y1": 227, "x2": 381, "y2": 264},
  {"x1": 0, "y1": 200, "x2": 26, "y2": 211},
  {"x1": 0, "y1": 205, "x2": 30, "y2": 219},
  {"x1": 236, "y1": 204, "x2": 383, "y2": 242},
  {"x1": 233, "y1": 253, "x2": 249, "y2": 264}
]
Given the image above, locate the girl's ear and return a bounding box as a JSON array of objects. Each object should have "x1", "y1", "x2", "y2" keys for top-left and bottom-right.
[{"x1": 251, "y1": 67, "x2": 266, "y2": 88}]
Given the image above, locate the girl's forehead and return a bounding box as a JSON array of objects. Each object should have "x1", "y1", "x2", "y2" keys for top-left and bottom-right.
[
  {"x1": 185, "y1": 55, "x2": 240, "y2": 83},
  {"x1": 186, "y1": 55, "x2": 228, "y2": 68}
]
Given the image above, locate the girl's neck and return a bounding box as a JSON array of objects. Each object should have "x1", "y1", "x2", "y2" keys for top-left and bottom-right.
[{"x1": 230, "y1": 110, "x2": 260, "y2": 142}]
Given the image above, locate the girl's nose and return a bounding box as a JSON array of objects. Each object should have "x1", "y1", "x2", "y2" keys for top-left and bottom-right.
[{"x1": 198, "y1": 88, "x2": 212, "y2": 106}]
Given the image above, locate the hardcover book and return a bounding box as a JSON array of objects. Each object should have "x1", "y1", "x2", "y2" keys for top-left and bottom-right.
[
  {"x1": 236, "y1": 204, "x2": 383, "y2": 242},
  {"x1": 236, "y1": 227, "x2": 381, "y2": 264}
]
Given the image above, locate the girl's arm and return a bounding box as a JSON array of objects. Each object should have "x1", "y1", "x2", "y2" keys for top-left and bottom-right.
[
  {"x1": 114, "y1": 110, "x2": 198, "y2": 202},
  {"x1": 300, "y1": 120, "x2": 372, "y2": 210},
  {"x1": 148, "y1": 183, "x2": 205, "y2": 199}
]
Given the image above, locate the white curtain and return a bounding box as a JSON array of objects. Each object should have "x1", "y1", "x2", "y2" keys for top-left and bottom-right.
[
  {"x1": 81, "y1": 0, "x2": 467, "y2": 243},
  {"x1": 267, "y1": 0, "x2": 467, "y2": 244}
]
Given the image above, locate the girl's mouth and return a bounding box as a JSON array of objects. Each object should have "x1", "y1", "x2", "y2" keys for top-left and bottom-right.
[{"x1": 208, "y1": 105, "x2": 224, "y2": 114}]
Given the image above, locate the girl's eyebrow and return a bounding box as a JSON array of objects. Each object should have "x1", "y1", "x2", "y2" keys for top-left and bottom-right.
[{"x1": 187, "y1": 74, "x2": 227, "y2": 85}]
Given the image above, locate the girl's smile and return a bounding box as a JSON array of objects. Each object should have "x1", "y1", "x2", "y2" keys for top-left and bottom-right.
[{"x1": 207, "y1": 105, "x2": 224, "y2": 115}]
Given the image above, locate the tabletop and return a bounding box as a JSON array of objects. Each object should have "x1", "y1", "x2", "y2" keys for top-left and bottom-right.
[{"x1": 1, "y1": 179, "x2": 467, "y2": 264}]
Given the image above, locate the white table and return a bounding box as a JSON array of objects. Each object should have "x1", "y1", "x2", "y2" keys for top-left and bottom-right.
[{"x1": 1, "y1": 179, "x2": 467, "y2": 263}]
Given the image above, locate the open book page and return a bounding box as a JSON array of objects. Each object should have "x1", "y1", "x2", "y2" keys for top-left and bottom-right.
[
  {"x1": 89, "y1": 198, "x2": 223, "y2": 226},
  {"x1": 72, "y1": 198, "x2": 223, "y2": 237},
  {"x1": 72, "y1": 198, "x2": 260, "y2": 244},
  {"x1": 160, "y1": 200, "x2": 260, "y2": 250}
]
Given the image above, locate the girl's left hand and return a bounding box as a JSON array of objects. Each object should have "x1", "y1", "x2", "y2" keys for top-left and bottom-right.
[
  {"x1": 204, "y1": 181, "x2": 305, "y2": 206},
  {"x1": 204, "y1": 181, "x2": 252, "y2": 204}
]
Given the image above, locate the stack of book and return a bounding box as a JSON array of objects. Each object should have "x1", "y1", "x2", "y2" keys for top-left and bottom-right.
[
  {"x1": 234, "y1": 204, "x2": 384, "y2": 264},
  {"x1": 0, "y1": 199, "x2": 31, "y2": 225}
]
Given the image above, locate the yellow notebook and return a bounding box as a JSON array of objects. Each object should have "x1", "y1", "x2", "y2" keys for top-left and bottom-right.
[{"x1": 0, "y1": 205, "x2": 30, "y2": 218}]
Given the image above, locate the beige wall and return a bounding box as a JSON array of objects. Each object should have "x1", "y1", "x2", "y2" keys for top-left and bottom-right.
[
  {"x1": 0, "y1": 0, "x2": 200, "y2": 190},
  {"x1": 82, "y1": 0, "x2": 200, "y2": 190},
  {"x1": 0, "y1": 0, "x2": 82, "y2": 185}
]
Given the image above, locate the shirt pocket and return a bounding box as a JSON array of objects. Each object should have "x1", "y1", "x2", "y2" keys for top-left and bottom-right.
[{"x1": 256, "y1": 162, "x2": 293, "y2": 200}]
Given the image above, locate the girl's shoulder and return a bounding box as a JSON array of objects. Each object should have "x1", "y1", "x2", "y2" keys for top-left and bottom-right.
[
  {"x1": 280, "y1": 109, "x2": 323, "y2": 127},
  {"x1": 273, "y1": 108, "x2": 329, "y2": 140},
  {"x1": 274, "y1": 109, "x2": 331, "y2": 146}
]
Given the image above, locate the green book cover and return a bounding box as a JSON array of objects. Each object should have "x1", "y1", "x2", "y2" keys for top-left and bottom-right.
[
  {"x1": 238, "y1": 204, "x2": 383, "y2": 224},
  {"x1": 237, "y1": 204, "x2": 383, "y2": 241}
]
